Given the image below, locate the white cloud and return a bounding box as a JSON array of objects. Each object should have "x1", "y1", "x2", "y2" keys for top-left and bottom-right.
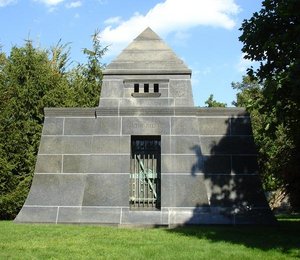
[
  {"x1": 66, "y1": 1, "x2": 81, "y2": 8},
  {"x1": 104, "y1": 16, "x2": 122, "y2": 25},
  {"x1": 101, "y1": 0, "x2": 240, "y2": 55},
  {"x1": 0, "y1": 0, "x2": 16, "y2": 7},
  {"x1": 34, "y1": 0, "x2": 65, "y2": 6}
]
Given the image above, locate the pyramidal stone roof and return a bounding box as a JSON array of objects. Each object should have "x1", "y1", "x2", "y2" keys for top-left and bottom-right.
[{"x1": 104, "y1": 27, "x2": 191, "y2": 75}]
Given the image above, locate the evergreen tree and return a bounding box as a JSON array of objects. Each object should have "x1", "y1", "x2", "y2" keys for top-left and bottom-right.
[
  {"x1": 0, "y1": 32, "x2": 107, "y2": 219},
  {"x1": 71, "y1": 30, "x2": 108, "y2": 107}
]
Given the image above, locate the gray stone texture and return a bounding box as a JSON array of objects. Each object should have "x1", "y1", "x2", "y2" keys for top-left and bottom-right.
[
  {"x1": 35, "y1": 155, "x2": 62, "y2": 173},
  {"x1": 88, "y1": 155, "x2": 130, "y2": 173},
  {"x1": 42, "y1": 117, "x2": 63, "y2": 135},
  {"x1": 64, "y1": 118, "x2": 95, "y2": 135},
  {"x1": 25, "y1": 174, "x2": 85, "y2": 206},
  {"x1": 198, "y1": 118, "x2": 229, "y2": 135},
  {"x1": 161, "y1": 175, "x2": 209, "y2": 207},
  {"x1": 200, "y1": 136, "x2": 257, "y2": 155},
  {"x1": 95, "y1": 117, "x2": 121, "y2": 135},
  {"x1": 91, "y1": 136, "x2": 130, "y2": 154},
  {"x1": 169, "y1": 79, "x2": 194, "y2": 106},
  {"x1": 39, "y1": 136, "x2": 92, "y2": 154},
  {"x1": 58, "y1": 207, "x2": 122, "y2": 224},
  {"x1": 205, "y1": 175, "x2": 269, "y2": 208},
  {"x1": 15, "y1": 206, "x2": 58, "y2": 223},
  {"x1": 103, "y1": 28, "x2": 191, "y2": 75},
  {"x1": 122, "y1": 117, "x2": 170, "y2": 135},
  {"x1": 161, "y1": 135, "x2": 200, "y2": 154},
  {"x1": 121, "y1": 209, "x2": 164, "y2": 225},
  {"x1": 161, "y1": 154, "x2": 200, "y2": 174},
  {"x1": 100, "y1": 79, "x2": 123, "y2": 98},
  {"x1": 171, "y1": 117, "x2": 199, "y2": 135},
  {"x1": 15, "y1": 27, "x2": 275, "y2": 225},
  {"x1": 82, "y1": 175, "x2": 129, "y2": 206}
]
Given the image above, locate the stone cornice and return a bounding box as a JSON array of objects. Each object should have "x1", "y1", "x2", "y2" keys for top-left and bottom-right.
[{"x1": 44, "y1": 107, "x2": 249, "y2": 117}]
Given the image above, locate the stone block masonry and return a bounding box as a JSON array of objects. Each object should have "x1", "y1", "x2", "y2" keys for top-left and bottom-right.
[{"x1": 15, "y1": 27, "x2": 275, "y2": 225}]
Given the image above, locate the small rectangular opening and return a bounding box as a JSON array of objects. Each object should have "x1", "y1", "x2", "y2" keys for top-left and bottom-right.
[
  {"x1": 154, "y1": 83, "x2": 159, "y2": 93},
  {"x1": 144, "y1": 83, "x2": 149, "y2": 93},
  {"x1": 134, "y1": 83, "x2": 139, "y2": 93}
]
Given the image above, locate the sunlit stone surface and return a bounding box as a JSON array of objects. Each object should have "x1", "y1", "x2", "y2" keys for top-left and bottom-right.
[{"x1": 15, "y1": 28, "x2": 275, "y2": 225}]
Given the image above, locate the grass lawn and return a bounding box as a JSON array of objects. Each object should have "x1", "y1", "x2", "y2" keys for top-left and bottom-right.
[{"x1": 0, "y1": 215, "x2": 299, "y2": 259}]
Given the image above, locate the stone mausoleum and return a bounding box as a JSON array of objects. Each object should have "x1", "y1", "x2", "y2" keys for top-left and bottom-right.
[{"x1": 15, "y1": 28, "x2": 275, "y2": 225}]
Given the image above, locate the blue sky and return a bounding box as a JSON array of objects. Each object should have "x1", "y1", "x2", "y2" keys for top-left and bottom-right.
[{"x1": 0, "y1": 0, "x2": 263, "y2": 106}]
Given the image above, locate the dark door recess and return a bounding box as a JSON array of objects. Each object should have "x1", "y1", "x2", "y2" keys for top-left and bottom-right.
[{"x1": 130, "y1": 136, "x2": 161, "y2": 210}]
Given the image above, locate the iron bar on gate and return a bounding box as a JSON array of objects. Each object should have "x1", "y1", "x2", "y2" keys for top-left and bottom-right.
[{"x1": 130, "y1": 137, "x2": 160, "y2": 209}]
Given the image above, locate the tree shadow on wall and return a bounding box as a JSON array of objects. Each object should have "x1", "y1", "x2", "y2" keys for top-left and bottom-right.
[
  {"x1": 192, "y1": 115, "x2": 274, "y2": 224},
  {"x1": 165, "y1": 115, "x2": 298, "y2": 255}
]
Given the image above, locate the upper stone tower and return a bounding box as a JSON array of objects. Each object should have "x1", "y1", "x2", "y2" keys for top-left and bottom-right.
[{"x1": 99, "y1": 27, "x2": 194, "y2": 107}]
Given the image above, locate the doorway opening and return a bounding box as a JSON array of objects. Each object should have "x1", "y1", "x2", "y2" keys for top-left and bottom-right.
[{"x1": 130, "y1": 136, "x2": 161, "y2": 210}]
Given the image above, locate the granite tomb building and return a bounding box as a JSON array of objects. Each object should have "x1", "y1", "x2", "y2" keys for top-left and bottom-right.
[{"x1": 15, "y1": 28, "x2": 275, "y2": 225}]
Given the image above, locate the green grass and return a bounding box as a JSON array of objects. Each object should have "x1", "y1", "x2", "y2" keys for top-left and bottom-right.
[{"x1": 0, "y1": 216, "x2": 299, "y2": 259}]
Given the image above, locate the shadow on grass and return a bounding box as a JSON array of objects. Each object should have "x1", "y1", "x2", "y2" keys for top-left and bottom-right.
[{"x1": 166, "y1": 219, "x2": 300, "y2": 257}]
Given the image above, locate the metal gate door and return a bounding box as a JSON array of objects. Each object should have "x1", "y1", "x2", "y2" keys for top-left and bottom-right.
[{"x1": 130, "y1": 136, "x2": 161, "y2": 210}]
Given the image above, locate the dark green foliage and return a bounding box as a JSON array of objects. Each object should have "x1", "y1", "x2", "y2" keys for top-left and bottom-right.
[
  {"x1": 204, "y1": 94, "x2": 227, "y2": 107},
  {"x1": 0, "y1": 42, "x2": 51, "y2": 219},
  {"x1": 239, "y1": 0, "x2": 300, "y2": 210},
  {"x1": 232, "y1": 76, "x2": 288, "y2": 191},
  {"x1": 0, "y1": 177, "x2": 32, "y2": 220},
  {"x1": 0, "y1": 32, "x2": 107, "y2": 219},
  {"x1": 70, "y1": 30, "x2": 107, "y2": 107}
]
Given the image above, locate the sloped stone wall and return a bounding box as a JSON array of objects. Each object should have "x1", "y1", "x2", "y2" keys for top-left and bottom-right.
[{"x1": 15, "y1": 107, "x2": 275, "y2": 225}]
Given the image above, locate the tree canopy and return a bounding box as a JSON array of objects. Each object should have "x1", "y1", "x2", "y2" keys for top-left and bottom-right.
[
  {"x1": 0, "y1": 32, "x2": 107, "y2": 219},
  {"x1": 239, "y1": 0, "x2": 300, "y2": 210},
  {"x1": 204, "y1": 94, "x2": 227, "y2": 107}
]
